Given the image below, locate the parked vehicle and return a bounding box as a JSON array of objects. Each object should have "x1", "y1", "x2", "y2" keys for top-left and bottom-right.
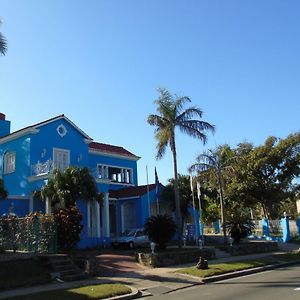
[{"x1": 111, "y1": 228, "x2": 149, "y2": 249}]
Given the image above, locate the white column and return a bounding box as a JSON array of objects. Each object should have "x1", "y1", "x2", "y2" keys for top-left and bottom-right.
[
  {"x1": 95, "y1": 200, "x2": 101, "y2": 238},
  {"x1": 129, "y1": 170, "x2": 132, "y2": 184},
  {"x1": 124, "y1": 169, "x2": 128, "y2": 183},
  {"x1": 87, "y1": 200, "x2": 91, "y2": 237},
  {"x1": 104, "y1": 193, "x2": 110, "y2": 237},
  {"x1": 45, "y1": 198, "x2": 52, "y2": 215}
]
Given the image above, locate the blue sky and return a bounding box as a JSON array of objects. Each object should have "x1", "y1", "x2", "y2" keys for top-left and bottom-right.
[{"x1": 0, "y1": 0, "x2": 299, "y2": 185}]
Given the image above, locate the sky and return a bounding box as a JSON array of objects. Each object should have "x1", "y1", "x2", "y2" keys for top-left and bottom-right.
[{"x1": 0, "y1": 0, "x2": 299, "y2": 186}]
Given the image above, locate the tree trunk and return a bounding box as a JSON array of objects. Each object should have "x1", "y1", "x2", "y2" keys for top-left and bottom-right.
[
  {"x1": 218, "y1": 171, "x2": 227, "y2": 244},
  {"x1": 171, "y1": 139, "x2": 182, "y2": 249}
]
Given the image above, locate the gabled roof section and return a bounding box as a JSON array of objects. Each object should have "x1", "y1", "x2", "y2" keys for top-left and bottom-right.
[
  {"x1": 89, "y1": 142, "x2": 140, "y2": 161},
  {"x1": 33, "y1": 115, "x2": 92, "y2": 140},
  {"x1": 109, "y1": 184, "x2": 156, "y2": 199},
  {"x1": 0, "y1": 114, "x2": 93, "y2": 144}
]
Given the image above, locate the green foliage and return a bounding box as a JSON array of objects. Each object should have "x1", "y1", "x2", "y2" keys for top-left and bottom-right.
[
  {"x1": 36, "y1": 166, "x2": 103, "y2": 209},
  {"x1": 0, "y1": 213, "x2": 56, "y2": 253},
  {"x1": 54, "y1": 206, "x2": 83, "y2": 250},
  {"x1": 144, "y1": 214, "x2": 176, "y2": 250},
  {"x1": 191, "y1": 133, "x2": 300, "y2": 222},
  {"x1": 227, "y1": 221, "x2": 254, "y2": 244},
  {"x1": 148, "y1": 88, "x2": 214, "y2": 247},
  {"x1": 6, "y1": 284, "x2": 131, "y2": 300},
  {"x1": 179, "y1": 260, "x2": 266, "y2": 278},
  {"x1": 161, "y1": 174, "x2": 194, "y2": 223},
  {"x1": 0, "y1": 178, "x2": 8, "y2": 199}
]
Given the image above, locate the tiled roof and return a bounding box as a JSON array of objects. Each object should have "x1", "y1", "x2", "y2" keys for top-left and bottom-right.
[
  {"x1": 109, "y1": 184, "x2": 156, "y2": 198},
  {"x1": 89, "y1": 142, "x2": 139, "y2": 159}
]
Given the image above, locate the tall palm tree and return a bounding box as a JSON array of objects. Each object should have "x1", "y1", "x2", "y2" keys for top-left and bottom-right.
[
  {"x1": 148, "y1": 88, "x2": 215, "y2": 247},
  {"x1": 189, "y1": 148, "x2": 230, "y2": 244},
  {"x1": 0, "y1": 19, "x2": 7, "y2": 56}
]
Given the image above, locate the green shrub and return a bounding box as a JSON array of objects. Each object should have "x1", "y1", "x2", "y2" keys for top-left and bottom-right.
[
  {"x1": 144, "y1": 214, "x2": 176, "y2": 250},
  {"x1": 54, "y1": 206, "x2": 83, "y2": 250}
]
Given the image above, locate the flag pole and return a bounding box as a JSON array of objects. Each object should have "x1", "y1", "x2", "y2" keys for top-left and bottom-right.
[
  {"x1": 155, "y1": 167, "x2": 160, "y2": 215},
  {"x1": 197, "y1": 181, "x2": 204, "y2": 246},
  {"x1": 190, "y1": 175, "x2": 198, "y2": 243},
  {"x1": 146, "y1": 165, "x2": 150, "y2": 217}
]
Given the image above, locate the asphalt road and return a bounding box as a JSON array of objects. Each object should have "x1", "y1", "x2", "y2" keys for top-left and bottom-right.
[{"x1": 151, "y1": 264, "x2": 300, "y2": 300}]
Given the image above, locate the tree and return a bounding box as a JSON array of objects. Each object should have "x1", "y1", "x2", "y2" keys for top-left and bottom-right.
[
  {"x1": 54, "y1": 206, "x2": 83, "y2": 250},
  {"x1": 234, "y1": 134, "x2": 300, "y2": 219},
  {"x1": 189, "y1": 146, "x2": 233, "y2": 244},
  {"x1": 0, "y1": 178, "x2": 8, "y2": 199},
  {"x1": 148, "y1": 88, "x2": 215, "y2": 248},
  {"x1": 144, "y1": 214, "x2": 176, "y2": 250},
  {"x1": 161, "y1": 174, "x2": 194, "y2": 226},
  {"x1": 36, "y1": 166, "x2": 102, "y2": 210},
  {"x1": 0, "y1": 19, "x2": 7, "y2": 56}
]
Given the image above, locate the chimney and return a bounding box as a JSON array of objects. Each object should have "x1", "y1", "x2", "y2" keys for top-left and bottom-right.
[{"x1": 0, "y1": 113, "x2": 11, "y2": 138}]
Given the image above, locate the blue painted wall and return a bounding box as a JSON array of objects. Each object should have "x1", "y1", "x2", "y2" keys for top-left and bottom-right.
[
  {"x1": 0, "y1": 116, "x2": 153, "y2": 248},
  {"x1": 0, "y1": 135, "x2": 31, "y2": 198}
]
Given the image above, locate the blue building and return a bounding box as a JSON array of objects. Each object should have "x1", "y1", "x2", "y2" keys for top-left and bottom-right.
[{"x1": 0, "y1": 113, "x2": 161, "y2": 247}]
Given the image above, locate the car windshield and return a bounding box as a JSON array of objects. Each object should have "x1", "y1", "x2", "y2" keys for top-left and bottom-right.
[{"x1": 127, "y1": 229, "x2": 137, "y2": 237}]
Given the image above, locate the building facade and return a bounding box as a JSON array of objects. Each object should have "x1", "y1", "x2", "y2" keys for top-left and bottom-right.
[{"x1": 0, "y1": 113, "x2": 160, "y2": 247}]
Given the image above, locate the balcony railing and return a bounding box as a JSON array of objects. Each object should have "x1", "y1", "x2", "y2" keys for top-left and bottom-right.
[{"x1": 31, "y1": 159, "x2": 54, "y2": 176}]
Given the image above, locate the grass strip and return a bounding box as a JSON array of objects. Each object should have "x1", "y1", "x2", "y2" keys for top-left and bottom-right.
[
  {"x1": 178, "y1": 260, "x2": 266, "y2": 278},
  {"x1": 7, "y1": 284, "x2": 131, "y2": 300}
]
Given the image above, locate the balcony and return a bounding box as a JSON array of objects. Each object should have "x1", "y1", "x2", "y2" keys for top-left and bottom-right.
[{"x1": 31, "y1": 159, "x2": 54, "y2": 177}]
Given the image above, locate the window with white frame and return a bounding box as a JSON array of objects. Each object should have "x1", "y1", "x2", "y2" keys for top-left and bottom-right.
[
  {"x1": 4, "y1": 152, "x2": 16, "y2": 174},
  {"x1": 53, "y1": 148, "x2": 70, "y2": 171},
  {"x1": 3, "y1": 152, "x2": 16, "y2": 174},
  {"x1": 97, "y1": 164, "x2": 132, "y2": 184}
]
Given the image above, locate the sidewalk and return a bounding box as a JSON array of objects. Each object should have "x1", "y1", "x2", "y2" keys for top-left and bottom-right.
[{"x1": 0, "y1": 243, "x2": 299, "y2": 299}]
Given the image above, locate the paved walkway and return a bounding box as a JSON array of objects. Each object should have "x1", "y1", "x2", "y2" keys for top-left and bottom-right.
[{"x1": 0, "y1": 242, "x2": 299, "y2": 299}]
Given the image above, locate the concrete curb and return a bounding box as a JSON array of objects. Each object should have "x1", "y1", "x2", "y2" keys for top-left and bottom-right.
[
  {"x1": 194, "y1": 260, "x2": 300, "y2": 284},
  {"x1": 106, "y1": 286, "x2": 141, "y2": 300}
]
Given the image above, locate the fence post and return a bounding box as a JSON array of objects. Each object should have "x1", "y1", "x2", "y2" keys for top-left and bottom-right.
[
  {"x1": 296, "y1": 218, "x2": 300, "y2": 236},
  {"x1": 262, "y1": 218, "x2": 270, "y2": 237},
  {"x1": 281, "y1": 217, "x2": 290, "y2": 242},
  {"x1": 213, "y1": 220, "x2": 221, "y2": 234}
]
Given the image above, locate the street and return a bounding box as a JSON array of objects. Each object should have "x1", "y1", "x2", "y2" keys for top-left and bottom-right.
[{"x1": 151, "y1": 264, "x2": 300, "y2": 300}]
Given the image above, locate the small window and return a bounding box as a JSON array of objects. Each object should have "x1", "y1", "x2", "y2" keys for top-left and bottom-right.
[{"x1": 4, "y1": 152, "x2": 16, "y2": 174}]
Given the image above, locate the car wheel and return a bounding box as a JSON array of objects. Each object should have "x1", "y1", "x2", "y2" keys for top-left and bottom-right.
[{"x1": 128, "y1": 241, "x2": 134, "y2": 249}]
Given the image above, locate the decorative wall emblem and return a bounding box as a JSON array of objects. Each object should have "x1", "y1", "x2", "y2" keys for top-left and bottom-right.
[{"x1": 56, "y1": 124, "x2": 67, "y2": 137}]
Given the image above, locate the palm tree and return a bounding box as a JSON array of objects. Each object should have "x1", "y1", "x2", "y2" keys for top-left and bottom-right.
[
  {"x1": 148, "y1": 88, "x2": 215, "y2": 247},
  {"x1": 189, "y1": 148, "x2": 229, "y2": 244},
  {"x1": 0, "y1": 19, "x2": 7, "y2": 56},
  {"x1": 35, "y1": 166, "x2": 102, "y2": 212}
]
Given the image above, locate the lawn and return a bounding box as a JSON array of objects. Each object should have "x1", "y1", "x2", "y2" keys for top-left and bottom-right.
[
  {"x1": 178, "y1": 260, "x2": 267, "y2": 278},
  {"x1": 178, "y1": 252, "x2": 300, "y2": 278},
  {"x1": 0, "y1": 258, "x2": 51, "y2": 291},
  {"x1": 8, "y1": 284, "x2": 132, "y2": 300}
]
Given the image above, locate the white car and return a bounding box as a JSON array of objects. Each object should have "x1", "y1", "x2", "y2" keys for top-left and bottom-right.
[{"x1": 111, "y1": 228, "x2": 150, "y2": 249}]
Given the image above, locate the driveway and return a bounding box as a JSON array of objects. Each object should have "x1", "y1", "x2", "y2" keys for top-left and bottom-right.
[{"x1": 91, "y1": 249, "x2": 148, "y2": 278}]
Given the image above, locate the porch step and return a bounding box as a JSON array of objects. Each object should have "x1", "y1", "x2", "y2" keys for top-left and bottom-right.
[{"x1": 43, "y1": 254, "x2": 87, "y2": 282}]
